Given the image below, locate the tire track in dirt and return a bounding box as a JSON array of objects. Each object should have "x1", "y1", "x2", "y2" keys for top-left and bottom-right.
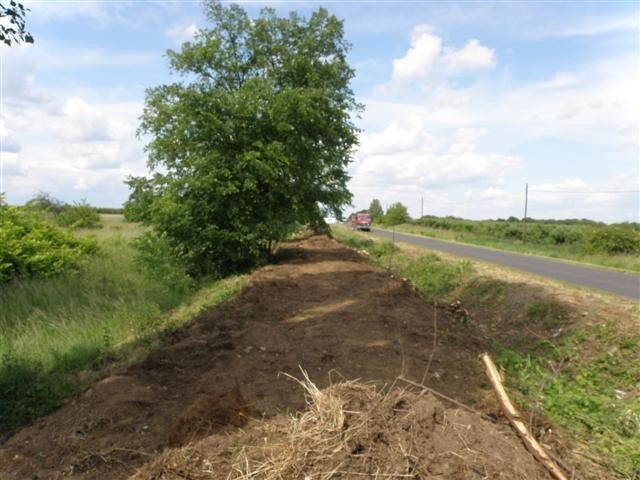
[{"x1": 0, "y1": 235, "x2": 491, "y2": 479}]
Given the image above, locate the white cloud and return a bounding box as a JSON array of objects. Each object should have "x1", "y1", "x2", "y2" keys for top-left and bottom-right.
[
  {"x1": 390, "y1": 25, "x2": 442, "y2": 86},
  {"x1": 441, "y1": 39, "x2": 495, "y2": 72},
  {"x1": 52, "y1": 97, "x2": 112, "y2": 142},
  {"x1": 351, "y1": 119, "x2": 521, "y2": 199},
  {"x1": 1, "y1": 54, "x2": 145, "y2": 205},
  {"x1": 384, "y1": 26, "x2": 495, "y2": 91},
  {"x1": 165, "y1": 22, "x2": 199, "y2": 44}
]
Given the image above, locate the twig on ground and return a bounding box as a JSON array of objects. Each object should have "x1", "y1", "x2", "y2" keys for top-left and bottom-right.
[
  {"x1": 481, "y1": 352, "x2": 568, "y2": 480},
  {"x1": 396, "y1": 376, "x2": 481, "y2": 416}
]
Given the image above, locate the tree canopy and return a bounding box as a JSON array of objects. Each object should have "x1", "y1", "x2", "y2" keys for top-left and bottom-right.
[
  {"x1": 0, "y1": 1, "x2": 33, "y2": 46},
  {"x1": 368, "y1": 199, "x2": 384, "y2": 220},
  {"x1": 383, "y1": 202, "x2": 410, "y2": 226},
  {"x1": 128, "y1": 1, "x2": 361, "y2": 276}
]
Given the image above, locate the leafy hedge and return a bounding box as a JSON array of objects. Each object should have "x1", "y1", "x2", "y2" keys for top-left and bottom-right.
[
  {"x1": 56, "y1": 200, "x2": 102, "y2": 229},
  {"x1": 0, "y1": 206, "x2": 98, "y2": 282},
  {"x1": 413, "y1": 215, "x2": 640, "y2": 254},
  {"x1": 584, "y1": 228, "x2": 640, "y2": 255},
  {"x1": 25, "y1": 193, "x2": 102, "y2": 229}
]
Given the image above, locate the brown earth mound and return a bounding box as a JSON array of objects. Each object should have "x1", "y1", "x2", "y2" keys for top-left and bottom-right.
[
  {"x1": 130, "y1": 379, "x2": 550, "y2": 479},
  {"x1": 0, "y1": 236, "x2": 556, "y2": 479}
]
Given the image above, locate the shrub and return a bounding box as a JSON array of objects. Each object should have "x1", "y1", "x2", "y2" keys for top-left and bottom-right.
[
  {"x1": 503, "y1": 225, "x2": 523, "y2": 241},
  {"x1": 56, "y1": 200, "x2": 102, "y2": 229},
  {"x1": 0, "y1": 206, "x2": 98, "y2": 282},
  {"x1": 584, "y1": 228, "x2": 640, "y2": 255},
  {"x1": 368, "y1": 241, "x2": 399, "y2": 262},
  {"x1": 404, "y1": 253, "x2": 474, "y2": 297},
  {"x1": 24, "y1": 192, "x2": 65, "y2": 215},
  {"x1": 134, "y1": 231, "x2": 194, "y2": 295}
]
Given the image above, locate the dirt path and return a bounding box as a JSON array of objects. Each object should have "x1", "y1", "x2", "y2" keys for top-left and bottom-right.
[{"x1": 0, "y1": 236, "x2": 535, "y2": 479}]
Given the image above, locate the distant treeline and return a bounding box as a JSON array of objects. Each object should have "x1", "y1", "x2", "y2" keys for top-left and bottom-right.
[{"x1": 96, "y1": 207, "x2": 124, "y2": 214}]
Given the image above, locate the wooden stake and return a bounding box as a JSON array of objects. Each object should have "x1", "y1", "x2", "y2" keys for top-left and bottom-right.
[{"x1": 480, "y1": 352, "x2": 568, "y2": 480}]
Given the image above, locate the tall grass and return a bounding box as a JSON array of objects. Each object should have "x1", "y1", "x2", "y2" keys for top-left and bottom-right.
[{"x1": 0, "y1": 216, "x2": 246, "y2": 435}]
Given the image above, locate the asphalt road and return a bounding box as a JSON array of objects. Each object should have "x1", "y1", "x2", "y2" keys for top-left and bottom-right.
[{"x1": 370, "y1": 228, "x2": 640, "y2": 301}]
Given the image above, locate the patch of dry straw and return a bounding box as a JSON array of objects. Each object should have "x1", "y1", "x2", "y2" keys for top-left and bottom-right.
[{"x1": 227, "y1": 370, "x2": 409, "y2": 479}]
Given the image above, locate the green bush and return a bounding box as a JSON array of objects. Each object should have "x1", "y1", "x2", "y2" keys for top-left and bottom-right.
[
  {"x1": 56, "y1": 200, "x2": 102, "y2": 229},
  {"x1": 404, "y1": 253, "x2": 474, "y2": 297},
  {"x1": 369, "y1": 241, "x2": 399, "y2": 261},
  {"x1": 584, "y1": 228, "x2": 640, "y2": 255},
  {"x1": 549, "y1": 226, "x2": 583, "y2": 245},
  {"x1": 23, "y1": 193, "x2": 103, "y2": 229},
  {"x1": 23, "y1": 192, "x2": 65, "y2": 215},
  {"x1": 134, "y1": 231, "x2": 194, "y2": 295},
  {"x1": 0, "y1": 206, "x2": 98, "y2": 282}
]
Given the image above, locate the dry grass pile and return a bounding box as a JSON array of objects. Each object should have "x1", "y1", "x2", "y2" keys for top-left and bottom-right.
[{"x1": 130, "y1": 373, "x2": 550, "y2": 480}]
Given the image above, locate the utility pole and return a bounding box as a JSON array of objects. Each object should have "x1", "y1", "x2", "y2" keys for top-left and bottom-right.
[
  {"x1": 421, "y1": 196, "x2": 424, "y2": 218},
  {"x1": 523, "y1": 182, "x2": 528, "y2": 243}
]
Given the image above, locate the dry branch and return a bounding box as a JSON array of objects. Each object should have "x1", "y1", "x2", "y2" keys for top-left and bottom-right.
[{"x1": 480, "y1": 352, "x2": 568, "y2": 480}]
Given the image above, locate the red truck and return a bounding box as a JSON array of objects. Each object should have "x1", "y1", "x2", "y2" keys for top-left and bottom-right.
[{"x1": 350, "y1": 212, "x2": 372, "y2": 231}]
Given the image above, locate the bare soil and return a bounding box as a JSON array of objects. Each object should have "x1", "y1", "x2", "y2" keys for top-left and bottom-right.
[
  {"x1": 0, "y1": 236, "x2": 564, "y2": 479},
  {"x1": 131, "y1": 383, "x2": 550, "y2": 479}
]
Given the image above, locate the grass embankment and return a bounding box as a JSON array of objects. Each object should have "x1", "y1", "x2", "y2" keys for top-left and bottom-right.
[
  {"x1": 382, "y1": 222, "x2": 640, "y2": 273},
  {"x1": 333, "y1": 225, "x2": 640, "y2": 479},
  {"x1": 1, "y1": 215, "x2": 246, "y2": 436}
]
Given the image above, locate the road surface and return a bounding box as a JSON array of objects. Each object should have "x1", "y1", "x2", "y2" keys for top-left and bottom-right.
[{"x1": 370, "y1": 229, "x2": 640, "y2": 301}]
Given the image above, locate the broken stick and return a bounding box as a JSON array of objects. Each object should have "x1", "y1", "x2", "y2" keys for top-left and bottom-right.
[{"x1": 480, "y1": 352, "x2": 568, "y2": 480}]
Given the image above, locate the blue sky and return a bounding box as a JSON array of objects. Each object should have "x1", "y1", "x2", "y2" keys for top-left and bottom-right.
[{"x1": 1, "y1": 0, "x2": 638, "y2": 221}]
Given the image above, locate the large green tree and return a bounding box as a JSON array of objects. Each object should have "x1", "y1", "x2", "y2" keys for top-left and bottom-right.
[{"x1": 130, "y1": 1, "x2": 361, "y2": 275}]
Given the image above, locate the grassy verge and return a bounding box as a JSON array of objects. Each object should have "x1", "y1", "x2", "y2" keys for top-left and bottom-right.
[
  {"x1": 497, "y1": 325, "x2": 640, "y2": 478},
  {"x1": 333, "y1": 226, "x2": 474, "y2": 299},
  {"x1": 383, "y1": 223, "x2": 640, "y2": 273},
  {"x1": 0, "y1": 215, "x2": 247, "y2": 436},
  {"x1": 332, "y1": 225, "x2": 639, "y2": 478}
]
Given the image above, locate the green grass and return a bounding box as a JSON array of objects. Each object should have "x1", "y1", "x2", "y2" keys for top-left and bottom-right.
[
  {"x1": 0, "y1": 216, "x2": 246, "y2": 435},
  {"x1": 385, "y1": 223, "x2": 640, "y2": 273},
  {"x1": 496, "y1": 324, "x2": 640, "y2": 478},
  {"x1": 332, "y1": 225, "x2": 473, "y2": 299}
]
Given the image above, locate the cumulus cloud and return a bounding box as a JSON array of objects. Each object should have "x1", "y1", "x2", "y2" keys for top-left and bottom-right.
[
  {"x1": 441, "y1": 39, "x2": 495, "y2": 72},
  {"x1": 50, "y1": 97, "x2": 112, "y2": 142},
  {"x1": 2, "y1": 68, "x2": 145, "y2": 205},
  {"x1": 351, "y1": 119, "x2": 521, "y2": 196},
  {"x1": 390, "y1": 25, "x2": 442, "y2": 86},
  {"x1": 385, "y1": 26, "x2": 495, "y2": 91}
]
